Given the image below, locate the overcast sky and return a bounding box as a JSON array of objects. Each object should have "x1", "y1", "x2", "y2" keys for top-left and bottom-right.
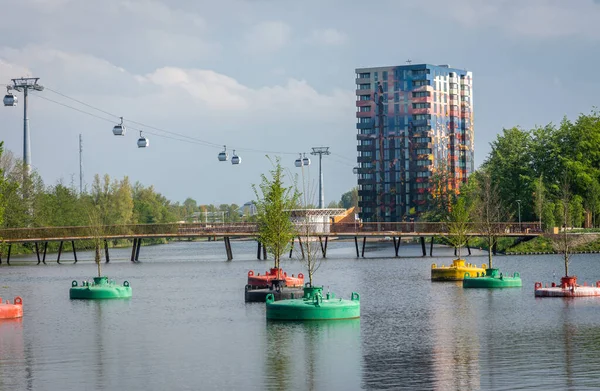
[{"x1": 1, "y1": 0, "x2": 599, "y2": 206}]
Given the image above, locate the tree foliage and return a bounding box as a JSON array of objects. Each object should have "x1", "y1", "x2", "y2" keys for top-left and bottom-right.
[
  {"x1": 481, "y1": 110, "x2": 600, "y2": 230},
  {"x1": 252, "y1": 157, "x2": 300, "y2": 273},
  {"x1": 446, "y1": 196, "x2": 471, "y2": 260}
]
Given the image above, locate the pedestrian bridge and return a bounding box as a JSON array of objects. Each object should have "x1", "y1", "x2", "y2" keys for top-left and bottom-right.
[
  {"x1": 0, "y1": 221, "x2": 541, "y2": 243},
  {"x1": 0, "y1": 222, "x2": 542, "y2": 264}
]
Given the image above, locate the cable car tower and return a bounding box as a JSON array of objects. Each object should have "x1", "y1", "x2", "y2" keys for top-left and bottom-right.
[{"x1": 4, "y1": 77, "x2": 44, "y2": 181}]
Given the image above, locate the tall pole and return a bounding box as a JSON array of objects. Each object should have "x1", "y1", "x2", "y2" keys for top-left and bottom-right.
[
  {"x1": 311, "y1": 147, "x2": 330, "y2": 209},
  {"x1": 23, "y1": 87, "x2": 30, "y2": 178},
  {"x1": 5, "y1": 77, "x2": 44, "y2": 189},
  {"x1": 79, "y1": 134, "x2": 83, "y2": 194}
]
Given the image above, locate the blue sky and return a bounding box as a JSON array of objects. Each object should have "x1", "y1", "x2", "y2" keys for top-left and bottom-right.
[{"x1": 1, "y1": 0, "x2": 598, "y2": 206}]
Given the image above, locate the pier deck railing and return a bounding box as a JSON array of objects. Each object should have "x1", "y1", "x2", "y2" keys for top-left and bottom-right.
[{"x1": 0, "y1": 222, "x2": 542, "y2": 243}]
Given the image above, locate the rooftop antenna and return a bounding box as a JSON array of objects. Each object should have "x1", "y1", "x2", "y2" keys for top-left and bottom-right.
[{"x1": 406, "y1": 59, "x2": 412, "y2": 65}]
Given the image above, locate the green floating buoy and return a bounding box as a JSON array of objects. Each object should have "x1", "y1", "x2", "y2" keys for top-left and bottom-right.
[
  {"x1": 70, "y1": 277, "x2": 132, "y2": 300},
  {"x1": 463, "y1": 268, "x2": 522, "y2": 289},
  {"x1": 266, "y1": 285, "x2": 360, "y2": 320}
]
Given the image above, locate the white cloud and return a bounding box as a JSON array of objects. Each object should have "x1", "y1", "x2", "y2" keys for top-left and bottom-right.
[
  {"x1": 243, "y1": 21, "x2": 291, "y2": 54},
  {"x1": 309, "y1": 28, "x2": 347, "y2": 45}
]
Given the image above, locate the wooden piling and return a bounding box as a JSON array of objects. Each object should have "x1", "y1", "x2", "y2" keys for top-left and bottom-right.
[
  {"x1": 57, "y1": 241, "x2": 64, "y2": 264},
  {"x1": 104, "y1": 240, "x2": 110, "y2": 263},
  {"x1": 72, "y1": 241, "x2": 78, "y2": 263}
]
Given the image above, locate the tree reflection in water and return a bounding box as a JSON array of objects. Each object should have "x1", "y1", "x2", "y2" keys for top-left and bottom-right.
[{"x1": 264, "y1": 319, "x2": 361, "y2": 390}]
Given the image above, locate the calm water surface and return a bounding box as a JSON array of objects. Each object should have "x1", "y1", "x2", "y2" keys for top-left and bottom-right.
[{"x1": 2, "y1": 240, "x2": 600, "y2": 390}]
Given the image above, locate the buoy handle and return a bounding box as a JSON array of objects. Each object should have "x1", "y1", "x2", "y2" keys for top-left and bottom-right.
[
  {"x1": 72, "y1": 280, "x2": 78, "y2": 287},
  {"x1": 14, "y1": 296, "x2": 22, "y2": 305},
  {"x1": 351, "y1": 292, "x2": 360, "y2": 301},
  {"x1": 265, "y1": 293, "x2": 274, "y2": 304}
]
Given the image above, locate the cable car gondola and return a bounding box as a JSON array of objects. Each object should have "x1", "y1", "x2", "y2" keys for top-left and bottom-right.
[
  {"x1": 113, "y1": 116, "x2": 126, "y2": 136},
  {"x1": 3, "y1": 88, "x2": 16, "y2": 107},
  {"x1": 137, "y1": 131, "x2": 149, "y2": 148},
  {"x1": 302, "y1": 153, "x2": 311, "y2": 166},
  {"x1": 218, "y1": 145, "x2": 229, "y2": 161},
  {"x1": 295, "y1": 153, "x2": 303, "y2": 167},
  {"x1": 231, "y1": 150, "x2": 241, "y2": 165}
]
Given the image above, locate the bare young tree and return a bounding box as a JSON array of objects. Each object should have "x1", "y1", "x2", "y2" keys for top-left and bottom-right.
[
  {"x1": 295, "y1": 165, "x2": 323, "y2": 286},
  {"x1": 472, "y1": 171, "x2": 510, "y2": 269},
  {"x1": 547, "y1": 176, "x2": 596, "y2": 277},
  {"x1": 87, "y1": 207, "x2": 104, "y2": 278}
]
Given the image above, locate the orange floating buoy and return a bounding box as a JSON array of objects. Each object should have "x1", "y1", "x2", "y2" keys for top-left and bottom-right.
[{"x1": 0, "y1": 296, "x2": 23, "y2": 319}]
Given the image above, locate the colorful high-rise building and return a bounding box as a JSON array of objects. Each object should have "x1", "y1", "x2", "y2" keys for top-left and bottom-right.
[{"x1": 355, "y1": 64, "x2": 474, "y2": 222}]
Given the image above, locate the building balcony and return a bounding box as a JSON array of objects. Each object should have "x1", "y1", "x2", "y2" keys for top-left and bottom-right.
[
  {"x1": 411, "y1": 119, "x2": 431, "y2": 126},
  {"x1": 412, "y1": 108, "x2": 431, "y2": 115},
  {"x1": 411, "y1": 96, "x2": 431, "y2": 104},
  {"x1": 356, "y1": 100, "x2": 372, "y2": 107},
  {"x1": 356, "y1": 111, "x2": 372, "y2": 118},
  {"x1": 357, "y1": 122, "x2": 374, "y2": 129},
  {"x1": 449, "y1": 88, "x2": 459, "y2": 95},
  {"x1": 356, "y1": 77, "x2": 370, "y2": 84},
  {"x1": 461, "y1": 89, "x2": 470, "y2": 96},
  {"x1": 356, "y1": 88, "x2": 372, "y2": 95},
  {"x1": 357, "y1": 132, "x2": 375, "y2": 140},
  {"x1": 357, "y1": 156, "x2": 374, "y2": 163},
  {"x1": 357, "y1": 144, "x2": 375, "y2": 152}
]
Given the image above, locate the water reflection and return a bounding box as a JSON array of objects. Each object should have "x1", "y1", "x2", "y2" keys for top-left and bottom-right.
[
  {"x1": 0, "y1": 318, "x2": 25, "y2": 391},
  {"x1": 264, "y1": 320, "x2": 361, "y2": 391},
  {"x1": 430, "y1": 282, "x2": 480, "y2": 391}
]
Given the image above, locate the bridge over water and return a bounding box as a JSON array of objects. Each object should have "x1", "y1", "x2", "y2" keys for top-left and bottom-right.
[{"x1": 0, "y1": 222, "x2": 541, "y2": 264}]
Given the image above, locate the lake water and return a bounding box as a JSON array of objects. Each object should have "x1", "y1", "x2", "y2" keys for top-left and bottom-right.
[{"x1": 2, "y1": 239, "x2": 600, "y2": 390}]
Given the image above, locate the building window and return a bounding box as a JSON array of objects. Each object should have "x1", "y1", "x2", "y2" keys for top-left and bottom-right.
[
  {"x1": 359, "y1": 106, "x2": 370, "y2": 112},
  {"x1": 415, "y1": 137, "x2": 432, "y2": 143},
  {"x1": 358, "y1": 72, "x2": 370, "y2": 78},
  {"x1": 417, "y1": 160, "x2": 431, "y2": 166},
  {"x1": 359, "y1": 118, "x2": 371, "y2": 123},
  {"x1": 359, "y1": 95, "x2": 371, "y2": 101},
  {"x1": 414, "y1": 80, "x2": 430, "y2": 87},
  {"x1": 412, "y1": 91, "x2": 430, "y2": 98},
  {"x1": 413, "y1": 114, "x2": 431, "y2": 121},
  {"x1": 382, "y1": 71, "x2": 388, "y2": 79},
  {"x1": 359, "y1": 83, "x2": 370, "y2": 90},
  {"x1": 412, "y1": 103, "x2": 431, "y2": 109},
  {"x1": 394, "y1": 92, "x2": 399, "y2": 102},
  {"x1": 394, "y1": 103, "x2": 399, "y2": 113}
]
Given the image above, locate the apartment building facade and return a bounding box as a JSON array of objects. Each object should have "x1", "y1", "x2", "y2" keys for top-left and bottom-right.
[{"x1": 355, "y1": 64, "x2": 474, "y2": 222}]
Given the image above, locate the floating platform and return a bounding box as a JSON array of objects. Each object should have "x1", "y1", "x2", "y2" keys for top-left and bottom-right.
[
  {"x1": 534, "y1": 276, "x2": 600, "y2": 297},
  {"x1": 70, "y1": 277, "x2": 132, "y2": 300},
  {"x1": 266, "y1": 285, "x2": 360, "y2": 321},
  {"x1": 463, "y1": 268, "x2": 522, "y2": 288},
  {"x1": 0, "y1": 297, "x2": 23, "y2": 319},
  {"x1": 245, "y1": 284, "x2": 304, "y2": 303},
  {"x1": 247, "y1": 268, "x2": 304, "y2": 288},
  {"x1": 431, "y1": 259, "x2": 486, "y2": 281}
]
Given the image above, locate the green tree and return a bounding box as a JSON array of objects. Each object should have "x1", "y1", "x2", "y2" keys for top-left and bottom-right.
[
  {"x1": 446, "y1": 197, "x2": 471, "y2": 260},
  {"x1": 533, "y1": 175, "x2": 545, "y2": 228},
  {"x1": 542, "y1": 202, "x2": 555, "y2": 232},
  {"x1": 484, "y1": 127, "x2": 534, "y2": 221},
  {"x1": 585, "y1": 181, "x2": 600, "y2": 227},
  {"x1": 570, "y1": 195, "x2": 584, "y2": 228},
  {"x1": 340, "y1": 187, "x2": 358, "y2": 209},
  {"x1": 252, "y1": 157, "x2": 300, "y2": 277}
]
